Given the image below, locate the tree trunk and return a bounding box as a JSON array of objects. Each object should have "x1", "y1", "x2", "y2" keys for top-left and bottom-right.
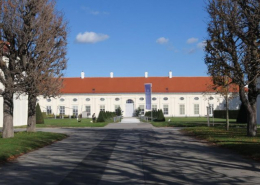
[
  {"x1": 27, "y1": 95, "x2": 36, "y2": 132},
  {"x1": 2, "y1": 94, "x2": 14, "y2": 138},
  {"x1": 226, "y1": 98, "x2": 229, "y2": 131},
  {"x1": 247, "y1": 106, "x2": 257, "y2": 137}
]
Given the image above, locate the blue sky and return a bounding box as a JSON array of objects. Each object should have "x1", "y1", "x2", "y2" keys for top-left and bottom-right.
[{"x1": 56, "y1": 0, "x2": 209, "y2": 78}]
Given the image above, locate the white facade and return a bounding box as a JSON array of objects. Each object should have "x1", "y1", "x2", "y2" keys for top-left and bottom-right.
[
  {"x1": 38, "y1": 92, "x2": 240, "y2": 118},
  {"x1": 0, "y1": 94, "x2": 28, "y2": 127}
]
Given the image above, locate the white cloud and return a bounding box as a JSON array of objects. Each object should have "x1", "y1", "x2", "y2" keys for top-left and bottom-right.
[
  {"x1": 187, "y1": 37, "x2": 199, "y2": 44},
  {"x1": 197, "y1": 41, "x2": 206, "y2": 49},
  {"x1": 81, "y1": 6, "x2": 109, "y2": 15},
  {"x1": 156, "y1": 37, "x2": 169, "y2": 44},
  {"x1": 76, "y1": 32, "x2": 109, "y2": 44}
]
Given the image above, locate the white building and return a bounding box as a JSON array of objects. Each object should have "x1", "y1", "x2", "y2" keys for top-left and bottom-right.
[{"x1": 37, "y1": 72, "x2": 241, "y2": 118}]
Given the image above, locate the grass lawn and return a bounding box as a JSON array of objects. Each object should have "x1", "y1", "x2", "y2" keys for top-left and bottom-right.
[
  {"x1": 148, "y1": 117, "x2": 244, "y2": 127},
  {"x1": 0, "y1": 132, "x2": 67, "y2": 162},
  {"x1": 16, "y1": 118, "x2": 112, "y2": 128},
  {"x1": 182, "y1": 127, "x2": 260, "y2": 161}
]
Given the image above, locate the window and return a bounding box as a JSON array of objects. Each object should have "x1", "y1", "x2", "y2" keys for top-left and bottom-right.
[
  {"x1": 73, "y1": 98, "x2": 77, "y2": 102},
  {"x1": 180, "y1": 97, "x2": 184, "y2": 100},
  {"x1": 152, "y1": 97, "x2": 157, "y2": 101},
  {"x1": 208, "y1": 104, "x2": 214, "y2": 114},
  {"x1": 115, "y1": 105, "x2": 120, "y2": 112},
  {"x1": 139, "y1": 97, "x2": 144, "y2": 101},
  {"x1": 60, "y1": 106, "x2": 65, "y2": 115},
  {"x1": 60, "y1": 98, "x2": 65, "y2": 102},
  {"x1": 115, "y1": 98, "x2": 120, "y2": 101},
  {"x1": 209, "y1": 97, "x2": 214, "y2": 100},
  {"x1": 100, "y1": 105, "x2": 105, "y2": 111},
  {"x1": 163, "y1": 105, "x2": 169, "y2": 115},
  {"x1": 100, "y1": 98, "x2": 105, "y2": 101},
  {"x1": 47, "y1": 99, "x2": 51, "y2": 102},
  {"x1": 73, "y1": 106, "x2": 78, "y2": 116},
  {"x1": 139, "y1": 105, "x2": 144, "y2": 115},
  {"x1": 85, "y1": 106, "x2": 91, "y2": 116},
  {"x1": 179, "y1": 104, "x2": 185, "y2": 115},
  {"x1": 46, "y1": 106, "x2": 52, "y2": 114},
  {"x1": 194, "y1": 97, "x2": 199, "y2": 100},
  {"x1": 194, "y1": 104, "x2": 199, "y2": 115},
  {"x1": 163, "y1": 97, "x2": 168, "y2": 101},
  {"x1": 126, "y1": 99, "x2": 134, "y2": 103},
  {"x1": 86, "y1": 98, "x2": 90, "y2": 101},
  {"x1": 152, "y1": 105, "x2": 157, "y2": 111}
]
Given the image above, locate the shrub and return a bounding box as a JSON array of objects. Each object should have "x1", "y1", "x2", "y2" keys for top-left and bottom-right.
[
  {"x1": 154, "y1": 109, "x2": 165, "y2": 122},
  {"x1": 213, "y1": 110, "x2": 239, "y2": 119},
  {"x1": 116, "y1": 107, "x2": 122, "y2": 116},
  {"x1": 36, "y1": 103, "x2": 44, "y2": 124},
  {"x1": 97, "y1": 111, "x2": 105, "y2": 122}
]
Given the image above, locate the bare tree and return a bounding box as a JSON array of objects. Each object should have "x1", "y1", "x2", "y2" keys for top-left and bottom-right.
[
  {"x1": 0, "y1": 1, "x2": 26, "y2": 138},
  {"x1": 0, "y1": 0, "x2": 67, "y2": 135},
  {"x1": 18, "y1": 0, "x2": 67, "y2": 132},
  {"x1": 205, "y1": 0, "x2": 260, "y2": 136}
]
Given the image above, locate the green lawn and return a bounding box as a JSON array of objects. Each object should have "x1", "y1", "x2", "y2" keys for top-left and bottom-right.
[
  {"x1": 0, "y1": 132, "x2": 67, "y2": 162},
  {"x1": 182, "y1": 127, "x2": 260, "y2": 161},
  {"x1": 148, "y1": 117, "x2": 244, "y2": 127},
  {"x1": 15, "y1": 118, "x2": 113, "y2": 128}
]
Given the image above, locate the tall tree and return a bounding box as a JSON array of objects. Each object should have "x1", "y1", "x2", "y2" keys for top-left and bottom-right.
[
  {"x1": 0, "y1": 1, "x2": 26, "y2": 138},
  {"x1": 205, "y1": 0, "x2": 260, "y2": 136},
  {"x1": 19, "y1": 0, "x2": 67, "y2": 132},
  {"x1": 0, "y1": 0, "x2": 67, "y2": 134}
]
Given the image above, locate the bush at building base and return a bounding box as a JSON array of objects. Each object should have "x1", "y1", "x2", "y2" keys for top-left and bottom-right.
[
  {"x1": 96, "y1": 111, "x2": 117, "y2": 122},
  {"x1": 36, "y1": 103, "x2": 44, "y2": 124},
  {"x1": 154, "y1": 109, "x2": 165, "y2": 122}
]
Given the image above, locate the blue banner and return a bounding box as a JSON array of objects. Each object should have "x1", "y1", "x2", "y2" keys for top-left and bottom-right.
[{"x1": 145, "y1": 83, "x2": 152, "y2": 110}]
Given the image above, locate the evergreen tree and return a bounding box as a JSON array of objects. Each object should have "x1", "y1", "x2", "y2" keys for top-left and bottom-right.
[
  {"x1": 97, "y1": 111, "x2": 105, "y2": 122},
  {"x1": 36, "y1": 103, "x2": 44, "y2": 124},
  {"x1": 155, "y1": 109, "x2": 165, "y2": 122}
]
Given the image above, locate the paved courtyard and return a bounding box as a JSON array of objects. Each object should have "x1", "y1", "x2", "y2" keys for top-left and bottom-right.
[{"x1": 1, "y1": 118, "x2": 260, "y2": 184}]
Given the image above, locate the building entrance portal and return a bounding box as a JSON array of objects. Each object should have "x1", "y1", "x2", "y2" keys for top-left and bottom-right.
[{"x1": 125, "y1": 99, "x2": 134, "y2": 117}]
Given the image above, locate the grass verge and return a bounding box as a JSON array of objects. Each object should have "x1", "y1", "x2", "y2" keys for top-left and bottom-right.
[
  {"x1": 16, "y1": 118, "x2": 111, "y2": 128},
  {"x1": 149, "y1": 117, "x2": 244, "y2": 127},
  {"x1": 0, "y1": 132, "x2": 67, "y2": 163},
  {"x1": 182, "y1": 127, "x2": 260, "y2": 161}
]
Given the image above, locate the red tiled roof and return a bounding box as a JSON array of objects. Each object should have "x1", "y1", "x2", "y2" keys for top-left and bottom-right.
[{"x1": 60, "y1": 77, "x2": 218, "y2": 94}]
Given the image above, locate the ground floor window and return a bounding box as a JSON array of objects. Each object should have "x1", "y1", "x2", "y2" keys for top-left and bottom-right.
[
  {"x1": 152, "y1": 104, "x2": 157, "y2": 111},
  {"x1": 46, "y1": 106, "x2": 52, "y2": 114},
  {"x1": 194, "y1": 104, "x2": 199, "y2": 115},
  {"x1": 179, "y1": 104, "x2": 185, "y2": 115},
  {"x1": 73, "y1": 106, "x2": 78, "y2": 116},
  {"x1": 115, "y1": 105, "x2": 120, "y2": 112},
  {"x1": 100, "y1": 105, "x2": 105, "y2": 112},
  {"x1": 163, "y1": 105, "x2": 168, "y2": 115},
  {"x1": 208, "y1": 104, "x2": 214, "y2": 115},
  {"x1": 60, "y1": 106, "x2": 65, "y2": 115},
  {"x1": 85, "y1": 106, "x2": 91, "y2": 116},
  {"x1": 139, "y1": 105, "x2": 144, "y2": 115}
]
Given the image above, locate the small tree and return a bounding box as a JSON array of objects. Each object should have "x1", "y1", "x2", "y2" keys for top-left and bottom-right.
[
  {"x1": 155, "y1": 109, "x2": 165, "y2": 122},
  {"x1": 115, "y1": 107, "x2": 122, "y2": 116},
  {"x1": 97, "y1": 111, "x2": 105, "y2": 122},
  {"x1": 36, "y1": 103, "x2": 44, "y2": 124}
]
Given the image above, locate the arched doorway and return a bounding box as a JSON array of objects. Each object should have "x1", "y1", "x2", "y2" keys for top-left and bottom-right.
[{"x1": 125, "y1": 99, "x2": 134, "y2": 117}]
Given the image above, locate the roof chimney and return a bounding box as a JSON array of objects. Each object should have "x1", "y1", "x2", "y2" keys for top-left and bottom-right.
[
  {"x1": 169, "y1": 70, "x2": 172, "y2": 78},
  {"x1": 81, "y1": 71, "x2": 84, "y2": 79},
  {"x1": 145, "y1": 72, "x2": 148, "y2": 78},
  {"x1": 110, "y1": 72, "x2": 113, "y2": 78}
]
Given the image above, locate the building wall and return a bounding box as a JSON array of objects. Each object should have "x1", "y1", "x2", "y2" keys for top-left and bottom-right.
[
  {"x1": 0, "y1": 94, "x2": 28, "y2": 127},
  {"x1": 38, "y1": 92, "x2": 240, "y2": 118}
]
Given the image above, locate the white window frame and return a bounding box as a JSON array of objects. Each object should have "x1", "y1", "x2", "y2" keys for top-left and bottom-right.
[
  {"x1": 179, "y1": 104, "x2": 185, "y2": 115},
  {"x1": 163, "y1": 105, "x2": 169, "y2": 115},
  {"x1": 72, "y1": 106, "x2": 78, "y2": 116},
  {"x1": 139, "y1": 105, "x2": 144, "y2": 115},
  {"x1": 152, "y1": 104, "x2": 157, "y2": 111},
  {"x1": 194, "y1": 104, "x2": 199, "y2": 115},
  {"x1": 100, "y1": 105, "x2": 105, "y2": 112},
  {"x1": 46, "y1": 106, "x2": 52, "y2": 115},
  {"x1": 85, "y1": 105, "x2": 91, "y2": 116},
  {"x1": 60, "y1": 106, "x2": 65, "y2": 115}
]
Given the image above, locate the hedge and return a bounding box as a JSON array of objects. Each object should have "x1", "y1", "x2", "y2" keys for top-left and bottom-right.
[{"x1": 213, "y1": 110, "x2": 239, "y2": 119}]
